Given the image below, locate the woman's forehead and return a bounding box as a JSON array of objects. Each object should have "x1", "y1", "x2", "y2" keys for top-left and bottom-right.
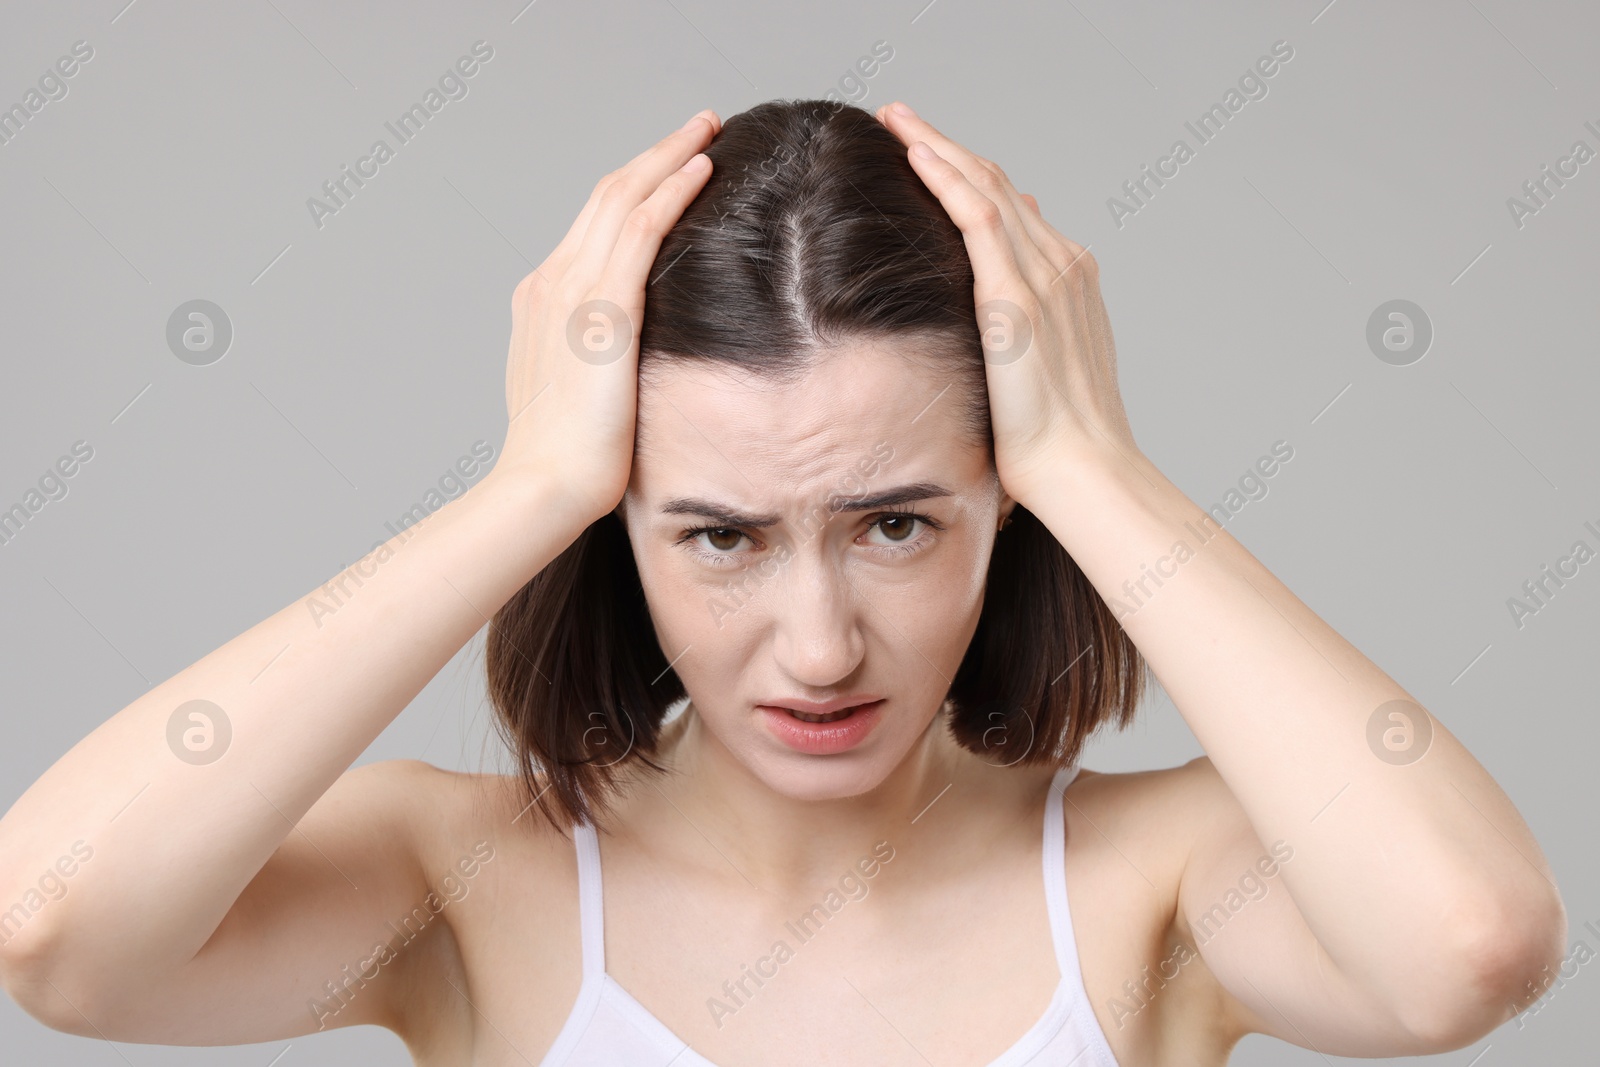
[
  {"x1": 630, "y1": 347, "x2": 989, "y2": 512},
  {"x1": 635, "y1": 343, "x2": 972, "y2": 455}
]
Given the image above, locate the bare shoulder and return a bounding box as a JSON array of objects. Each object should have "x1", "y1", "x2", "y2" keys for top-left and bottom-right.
[
  {"x1": 1069, "y1": 754, "x2": 1261, "y2": 868},
  {"x1": 384, "y1": 759, "x2": 576, "y2": 881},
  {"x1": 373, "y1": 761, "x2": 583, "y2": 1059},
  {"x1": 1063, "y1": 757, "x2": 1258, "y2": 1063},
  {"x1": 1064, "y1": 756, "x2": 1231, "y2": 868},
  {"x1": 1066, "y1": 756, "x2": 1208, "y2": 810}
]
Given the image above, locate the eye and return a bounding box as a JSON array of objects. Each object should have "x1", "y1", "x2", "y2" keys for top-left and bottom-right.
[
  {"x1": 674, "y1": 512, "x2": 944, "y2": 567},
  {"x1": 866, "y1": 512, "x2": 946, "y2": 559},
  {"x1": 863, "y1": 513, "x2": 935, "y2": 552},
  {"x1": 675, "y1": 525, "x2": 754, "y2": 566}
]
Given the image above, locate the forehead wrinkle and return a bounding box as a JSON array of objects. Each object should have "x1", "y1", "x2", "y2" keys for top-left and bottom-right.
[
  {"x1": 643, "y1": 349, "x2": 952, "y2": 437},
  {"x1": 639, "y1": 406, "x2": 971, "y2": 514},
  {"x1": 633, "y1": 343, "x2": 984, "y2": 512},
  {"x1": 655, "y1": 368, "x2": 949, "y2": 447},
  {"x1": 644, "y1": 403, "x2": 908, "y2": 484}
]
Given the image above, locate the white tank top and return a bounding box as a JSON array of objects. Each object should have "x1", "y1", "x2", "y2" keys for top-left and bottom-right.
[{"x1": 536, "y1": 763, "x2": 1120, "y2": 1066}]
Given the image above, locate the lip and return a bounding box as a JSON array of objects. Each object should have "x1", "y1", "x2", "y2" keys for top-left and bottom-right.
[
  {"x1": 759, "y1": 699, "x2": 885, "y2": 755},
  {"x1": 757, "y1": 694, "x2": 884, "y2": 716}
]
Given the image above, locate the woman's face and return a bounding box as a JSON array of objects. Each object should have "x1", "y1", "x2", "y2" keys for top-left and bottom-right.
[{"x1": 619, "y1": 340, "x2": 1014, "y2": 800}]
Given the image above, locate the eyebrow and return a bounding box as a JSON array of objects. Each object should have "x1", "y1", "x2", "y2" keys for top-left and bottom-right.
[{"x1": 660, "y1": 481, "x2": 955, "y2": 528}]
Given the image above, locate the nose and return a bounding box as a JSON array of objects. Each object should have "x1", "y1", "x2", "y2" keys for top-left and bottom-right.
[{"x1": 771, "y1": 556, "x2": 866, "y2": 688}]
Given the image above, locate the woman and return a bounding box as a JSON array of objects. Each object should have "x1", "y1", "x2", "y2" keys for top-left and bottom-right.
[{"x1": 0, "y1": 99, "x2": 1567, "y2": 1065}]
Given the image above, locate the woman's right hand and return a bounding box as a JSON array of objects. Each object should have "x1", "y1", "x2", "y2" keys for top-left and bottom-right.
[
  {"x1": 0, "y1": 112, "x2": 729, "y2": 1052},
  {"x1": 495, "y1": 108, "x2": 720, "y2": 527}
]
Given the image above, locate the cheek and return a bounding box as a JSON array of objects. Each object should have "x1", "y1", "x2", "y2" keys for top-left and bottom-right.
[
  {"x1": 633, "y1": 546, "x2": 756, "y2": 669},
  {"x1": 632, "y1": 548, "x2": 697, "y2": 637},
  {"x1": 637, "y1": 561, "x2": 762, "y2": 714},
  {"x1": 886, "y1": 549, "x2": 990, "y2": 657},
  {"x1": 877, "y1": 523, "x2": 992, "y2": 599}
]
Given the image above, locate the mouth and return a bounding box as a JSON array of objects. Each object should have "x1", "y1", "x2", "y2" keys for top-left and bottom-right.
[
  {"x1": 757, "y1": 699, "x2": 887, "y2": 755},
  {"x1": 783, "y1": 705, "x2": 868, "y2": 723}
]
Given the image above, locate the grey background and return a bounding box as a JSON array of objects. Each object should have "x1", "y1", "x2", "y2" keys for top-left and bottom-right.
[{"x1": 1, "y1": 0, "x2": 1595, "y2": 1063}]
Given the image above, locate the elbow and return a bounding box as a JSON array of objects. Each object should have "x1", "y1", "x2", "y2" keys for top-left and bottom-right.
[
  {"x1": 1398, "y1": 886, "x2": 1571, "y2": 1051},
  {"x1": 0, "y1": 921, "x2": 60, "y2": 1026},
  {"x1": 0, "y1": 919, "x2": 109, "y2": 1036}
]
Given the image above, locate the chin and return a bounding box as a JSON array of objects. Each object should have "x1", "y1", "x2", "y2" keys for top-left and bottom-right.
[{"x1": 751, "y1": 754, "x2": 897, "y2": 803}]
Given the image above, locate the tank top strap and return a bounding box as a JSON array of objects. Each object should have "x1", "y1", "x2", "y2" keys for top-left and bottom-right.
[
  {"x1": 571, "y1": 821, "x2": 607, "y2": 981},
  {"x1": 1042, "y1": 762, "x2": 1084, "y2": 977}
]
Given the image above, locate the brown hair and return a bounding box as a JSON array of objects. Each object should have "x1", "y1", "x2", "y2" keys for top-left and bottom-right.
[{"x1": 487, "y1": 99, "x2": 1145, "y2": 835}]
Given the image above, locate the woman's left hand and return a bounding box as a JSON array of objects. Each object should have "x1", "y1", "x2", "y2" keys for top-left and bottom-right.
[
  {"x1": 879, "y1": 104, "x2": 1570, "y2": 1054},
  {"x1": 876, "y1": 100, "x2": 1144, "y2": 508}
]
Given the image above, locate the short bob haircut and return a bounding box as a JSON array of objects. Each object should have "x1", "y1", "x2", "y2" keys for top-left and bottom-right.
[{"x1": 487, "y1": 98, "x2": 1146, "y2": 835}]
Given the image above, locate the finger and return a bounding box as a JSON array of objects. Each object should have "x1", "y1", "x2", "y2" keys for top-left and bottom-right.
[
  {"x1": 1015, "y1": 193, "x2": 1088, "y2": 285},
  {"x1": 597, "y1": 152, "x2": 714, "y2": 312},
  {"x1": 570, "y1": 109, "x2": 722, "y2": 249},
  {"x1": 568, "y1": 112, "x2": 720, "y2": 283},
  {"x1": 1013, "y1": 190, "x2": 1095, "y2": 286},
  {"x1": 903, "y1": 141, "x2": 1033, "y2": 300},
  {"x1": 550, "y1": 110, "x2": 726, "y2": 279},
  {"x1": 877, "y1": 101, "x2": 1030, "y2": 218},
  {"x1": 878, "y1": 102, "x2": 1077, "y2": 273},
  {"x1": 1001, "y1": 186, "x2": 1078, "y2": 280},
  {"x1": 878, "y1": 103, "x2": 1056, "y2": 279}
]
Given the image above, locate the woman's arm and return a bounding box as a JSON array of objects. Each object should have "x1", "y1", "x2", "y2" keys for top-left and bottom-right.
[
  {"x1": 0, "y1": 106, "x2": 723, "y2": 1042},
  {"x1": 876, "y1": 99, "x2": 1567, "y2": 1051},
  {"x1": 1033, "y1": 448, "x2": 1566, "y2": 1048},
  {"x1": 0, "y1": 468, "x2": 579, "y2": 1037}
]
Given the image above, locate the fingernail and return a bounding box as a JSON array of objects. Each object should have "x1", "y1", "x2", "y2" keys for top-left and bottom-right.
[
  {"x1": 891, "y1": 101, "x2": 915, "y2": 118},
  {"x1": 680, "y1": 110, "x2": 708, "y2": 132},
  {"x1": 911, "y1": 141, "x2": 936, "y2": 160}
]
